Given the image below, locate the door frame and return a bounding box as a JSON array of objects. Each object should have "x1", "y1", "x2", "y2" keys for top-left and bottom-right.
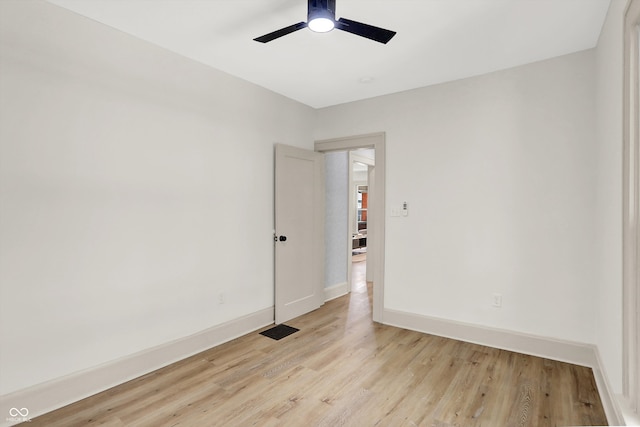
[
  {"x1": 623, "y1": 0, "x2": 640, "y2": 414},
  {"x1": 315, "y1": 132, "x2": 386, "y2": 323}
]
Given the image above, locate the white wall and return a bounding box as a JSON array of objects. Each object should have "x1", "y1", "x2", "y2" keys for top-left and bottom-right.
[
  {"x1": 316, "y1": 50, "x2": 598, "y2": 344},
  {"x1": 594, "y1": 0, "x2": 627, "y2": 395},
  {"x1": 0, "y1": 0, "x2": 315, "y2": 395},
  {"x1": 324, "y1": 151, "x2": 348, "y2": 288}
]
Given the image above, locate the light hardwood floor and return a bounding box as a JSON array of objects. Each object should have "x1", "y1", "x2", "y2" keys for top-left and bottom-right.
[{"x1": 30, "y1": 262, "x2": 607, "y2": 426}]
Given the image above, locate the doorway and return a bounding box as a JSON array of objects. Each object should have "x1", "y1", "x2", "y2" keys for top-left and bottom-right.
[
  {"x1": 315, "y1": 132, "x2": 386, "y2": 323},
  {"x1": 349, "y1": 151, "x2": 375, "y2": 292}
]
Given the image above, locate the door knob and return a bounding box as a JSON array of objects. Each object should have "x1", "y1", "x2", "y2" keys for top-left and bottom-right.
[{"x1": 279, "y1": 235, "x2": 287, "y2": 242}]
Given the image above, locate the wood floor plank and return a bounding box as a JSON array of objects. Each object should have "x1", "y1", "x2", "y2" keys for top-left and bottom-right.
[{"x1": 28, "y1": 262, "x2": 608, "y2": 426}]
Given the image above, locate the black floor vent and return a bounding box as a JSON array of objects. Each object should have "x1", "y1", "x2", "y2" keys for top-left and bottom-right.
[{"x1": 259, "y1": 324, "x2": 299, "y2": 340}]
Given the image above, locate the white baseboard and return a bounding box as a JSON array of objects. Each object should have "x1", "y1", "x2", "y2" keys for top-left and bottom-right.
[
  {"x1": 591, "y1": 348, "x2": 625, "y2": 425},
  {"x1": 383, "y1": 308, "x2": 597, "y2": 365},
  {"x1": 0, "y1": 307, "x2": 274, "y2": 427},
  {"x1": 617, "y1": 394, "x2": 640, "y2": 426},
  {"x1": 383, "y1": 308, "x2": 624, "y2": 426},
  {"x1": 325, "y1": 282, "x2": 349, "y2": 302}
]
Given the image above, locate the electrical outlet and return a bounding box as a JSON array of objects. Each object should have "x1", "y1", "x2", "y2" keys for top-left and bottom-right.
[
  {"x1": 492, "y1": 293, "x2": 502, "y2": 308},
  {"x1": 219, "y1": 292, "x2": 225, "y2": 304}
]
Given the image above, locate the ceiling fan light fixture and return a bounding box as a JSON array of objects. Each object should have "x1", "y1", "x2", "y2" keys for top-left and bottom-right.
[
  {"x1": 308, "y1": 17, "x2": 335, "y2": 33},
  {"x1": 253, "y1": 0, "x2": 395, "y2": 44}
]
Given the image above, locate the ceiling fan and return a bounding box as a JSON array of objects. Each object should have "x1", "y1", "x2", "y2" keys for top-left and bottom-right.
[{"x1": 254, "y1": 0, "x2": 396, "y2": 44}]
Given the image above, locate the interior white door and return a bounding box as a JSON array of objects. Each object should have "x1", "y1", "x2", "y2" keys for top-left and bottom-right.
[{"x1": 274, "y1": 144, "x2": 325, "y2": 324}]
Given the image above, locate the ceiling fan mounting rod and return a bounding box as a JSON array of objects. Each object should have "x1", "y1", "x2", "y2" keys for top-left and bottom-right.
[{"x1": 308, "y1": 0, "x2": 336, "y2": 22}]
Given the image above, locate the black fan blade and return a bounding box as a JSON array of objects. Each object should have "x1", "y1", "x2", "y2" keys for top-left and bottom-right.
[
  {"x1": 335, "y1": 17, "x2": 396, "y2": 44},
  {"x1": 254, "y1": 22, "x2": 307, "y2": 43}
]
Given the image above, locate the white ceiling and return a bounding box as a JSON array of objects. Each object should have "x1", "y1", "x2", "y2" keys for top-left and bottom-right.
[{"x1": 46, "y1": 0, "x2": 611, "y2": 108}]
